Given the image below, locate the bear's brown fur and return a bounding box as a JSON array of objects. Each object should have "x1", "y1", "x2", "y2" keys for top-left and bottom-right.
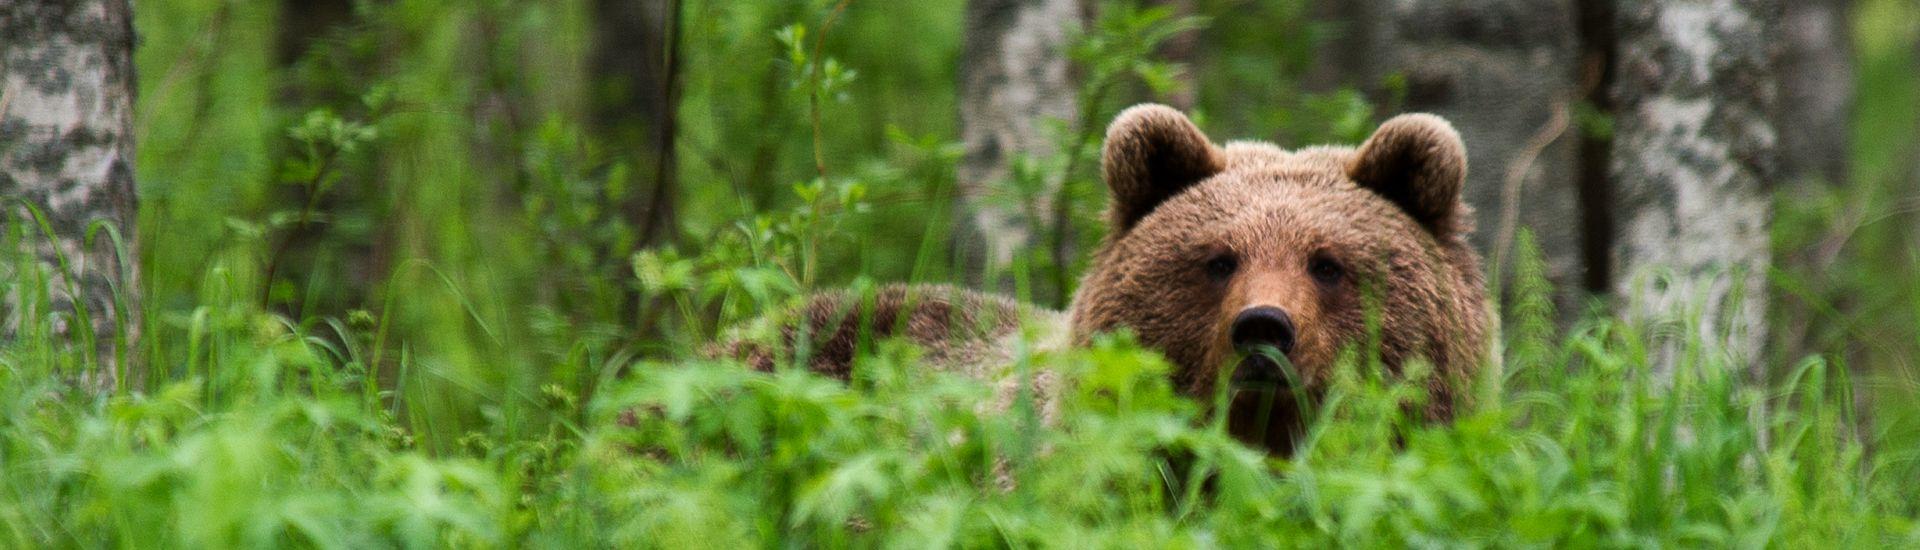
[
  {"x1": 718, "y1": 104, "x2": 1488, "y2": 454},
  {"x1": 719, "y1": 284, "x2": 1059, "y2": 379}
]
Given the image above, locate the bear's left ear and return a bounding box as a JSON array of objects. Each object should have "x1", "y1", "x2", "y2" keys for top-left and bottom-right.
[
  {"x1": 1102, "y1": 104, "x2": 1226, "y2": 233},
  {"x1": 1347, "y1": 114, "x2": 1468, "y2": 235}
]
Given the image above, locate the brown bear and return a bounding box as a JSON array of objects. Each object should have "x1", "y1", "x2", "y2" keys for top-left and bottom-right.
[{"x1": 719, "y1": 104, "x2": 1489, "y2": 454}]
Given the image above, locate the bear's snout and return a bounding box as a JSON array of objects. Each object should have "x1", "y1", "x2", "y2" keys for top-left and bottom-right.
[
  {"x1": 1229, "y1": 306, "x2": 1297, "y2": 386},
  {"x1": 1230, "y1": 306, "x2": 1296, "y2": 356}
]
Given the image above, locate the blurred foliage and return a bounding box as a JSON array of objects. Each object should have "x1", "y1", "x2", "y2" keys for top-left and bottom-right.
[
  {"x1": 0, "y1": 0, "x2": 1912, "y2": 545},
  {"x1": 1770, "y1": 0, "x2": 1920, "y2": 492}
]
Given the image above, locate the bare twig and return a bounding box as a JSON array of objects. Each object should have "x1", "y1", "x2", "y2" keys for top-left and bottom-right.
[
  {"x1": 260, "y1": 148, "x2": 342, "y2": 309},
  {"x1": 1490, "y1": 99, "x2": 1572, "y2": 283}
]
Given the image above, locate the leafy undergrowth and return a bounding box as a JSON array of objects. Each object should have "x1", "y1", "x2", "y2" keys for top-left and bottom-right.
[{"x1": 2, "y1": 275, "x2": 1916, "y2": 547}]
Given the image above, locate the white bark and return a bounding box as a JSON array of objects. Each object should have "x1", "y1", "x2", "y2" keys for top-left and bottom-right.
[
  {"x1": 956, "y1": 0, "x2": 1084, "y2": 276},
  {"x1": 1610, "y1": 0, "x2": 1777, "y2": 370},
  {"x1": 0, "y1": 0, "x2": 141, "y2": 384}
]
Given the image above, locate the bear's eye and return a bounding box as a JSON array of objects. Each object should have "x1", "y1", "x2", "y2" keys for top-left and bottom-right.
[
  {"x1": 1203, "y1": 253, "x2": 1238, "y2": 282},
  {"x1": 1308, "y1": 254, "x2": 1346, "y2": 286}
]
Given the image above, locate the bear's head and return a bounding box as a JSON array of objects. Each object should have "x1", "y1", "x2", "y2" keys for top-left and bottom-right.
[{"x1": 1068, "y1": 104, "x2": 1489, "y2": 452}]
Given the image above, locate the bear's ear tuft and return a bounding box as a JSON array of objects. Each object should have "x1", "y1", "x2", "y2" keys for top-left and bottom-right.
[
  {"x1": 1102, "y1": 104, "x2": 1225, "y2": 232},
  {"x1": 1347, "y1": 114, "x2": 1468, "y2": 235}
]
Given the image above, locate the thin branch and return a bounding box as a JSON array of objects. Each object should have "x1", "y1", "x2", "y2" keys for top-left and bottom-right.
[
  {"x1": 1490, "y1": 99, "x2": 1571, "y2": 284},
  {"x1": 260, "y1": 148, "x2": 342, "y2": 309},
  {"x1": 796, "y1": 0, "x2": 854, "y2": 288},
  {"x1": 808, "y1": 0, "x2": 855, "y2": 182}
]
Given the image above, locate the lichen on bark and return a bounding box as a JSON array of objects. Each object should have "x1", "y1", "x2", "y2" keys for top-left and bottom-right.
[
  {"x1": 1, "y1": 0, "x2": 141, "y2": 386},
  {"x1": 954, "y1": 0, "x2": 1084, "y2": 284},
  {"x1": 1608, "y1": 0, "x2": 1777, "y2": 370}
]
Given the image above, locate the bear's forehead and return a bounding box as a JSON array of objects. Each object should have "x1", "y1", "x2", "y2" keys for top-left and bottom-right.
[
  {"x1": 1142, "y1": 186, "x2": 1411, "y2": 245},
  {"x1": 1192, "y1": 143, "x2": 1400, "y2": 218},
  {"x1": 1196, "y1": 190, "x2": 1409, "y2": 257},
  {"x1": 1218, "y1": 141, "x2": 1355, "y2": 177},
  {"x1": 1133, "y1": 144, "x2": 1431, "y2": 252}
]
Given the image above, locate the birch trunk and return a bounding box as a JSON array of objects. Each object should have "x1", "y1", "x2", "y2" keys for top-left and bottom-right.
[
  {"x1": 1609, "y1": 0, "x2": 1778, "y2": 370},
  {"x1": 0, "y1": 0, "x2": 141, "y2": 385},
  {"x1": 955, "y1": 0, "x2": 1084, "y2": 284},
  {"x1": 1151, "y1": 0, "x2": 1200, "y2": 110}
]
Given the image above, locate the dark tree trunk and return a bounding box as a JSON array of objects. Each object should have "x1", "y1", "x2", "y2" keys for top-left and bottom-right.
[
  {"x1": 1382, "y1": 1, "x2": 1586, "y2": 299},
  {"x1": 0, "y1": 0, "x2": 142, "y2": 387},
  {"x1": 277, "y1": 0, "x2": 353, "y2": 66},
  {"x1": 955, "y1": 0, "x2": 1085, "y2": 289},
  {"x1": 1303, "y1": 0, "x2": 1376, "y2": 94},
  {"x1": 1153, "y1": 0, "x2": 1201, "y2": 110},
  {"x1": 1770, "y1": 0, "x2": 1853, "y2": 374},
  {"x1": 592, "y1": 0, "x2": 683, "y2": 331},
  {"x1": 1777, "y1": 0, "x2": 1853, "y2": 187},
  {"x1": 592, "y1": 0, "x2": 681, "y2": 245},
  {"x1": 1318, "y1": 0, "x2": 1590, "y2": 309},
  {"x1": 1609, "y1": 0, "x2": 1779, "y2": 370},
  {"x1": 1575, "y1": 0, "x2": 1618, "y2": 295}
]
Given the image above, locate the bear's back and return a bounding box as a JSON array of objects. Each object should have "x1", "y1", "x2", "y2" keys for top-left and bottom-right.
[{"x1": 714, "y1": 284, "x2": 1068, "y2": 382}]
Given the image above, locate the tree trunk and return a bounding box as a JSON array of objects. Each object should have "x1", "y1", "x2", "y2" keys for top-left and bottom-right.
[
  {"x1": 1303, "y1": 0, "x2": 1376, "y2": 95},
  {"x1": 1152, "y1": 0, "x2": 1201, "y2": 110},
  {"x1": 276, "y1": 0, "x2": 353, "y2": 66},
  {"x1": 1609, "y1": 0, "x2": 1778, "y2": 370},
  {"x1": 1353, "y1": 0, "x2": 1591, "y2": 307},
  {"x1": 1776, "y1": 0, "x2": 1852, "y2": 187},
  {"x1": 0, "y1": 0, "x2": 141, "y2": 386},
  {"x1": 1769, "y1": 0, "x2": 1852, "y2": 373},
  {"x1": 593, "y1": 0, "x2": 682, "y2": 331},
  {"x1": 591, "y1": 0, "x2": 680, "y2": 244},
  {"x1": 955, "y1": 0, "x2": 1085, "y2": 289}
]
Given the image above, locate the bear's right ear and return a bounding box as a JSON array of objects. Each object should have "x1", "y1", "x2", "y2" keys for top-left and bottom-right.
[
  {"x1": 1347, "y1": 114, "x2": 1468, "y2": 235},
  {"x1": 1102, "y1": 104, "x2": 1225, "y2": 232}
]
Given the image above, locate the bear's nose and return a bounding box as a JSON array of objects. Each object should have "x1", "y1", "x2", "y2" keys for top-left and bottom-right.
[{"x1": 1230, "y1": 306, "x2": 1297, "y2": 358}]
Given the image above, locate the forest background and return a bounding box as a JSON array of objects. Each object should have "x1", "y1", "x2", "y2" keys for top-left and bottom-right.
[{"x1": 3, "y1": 0, "x2": 1920, "y2": 545}]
